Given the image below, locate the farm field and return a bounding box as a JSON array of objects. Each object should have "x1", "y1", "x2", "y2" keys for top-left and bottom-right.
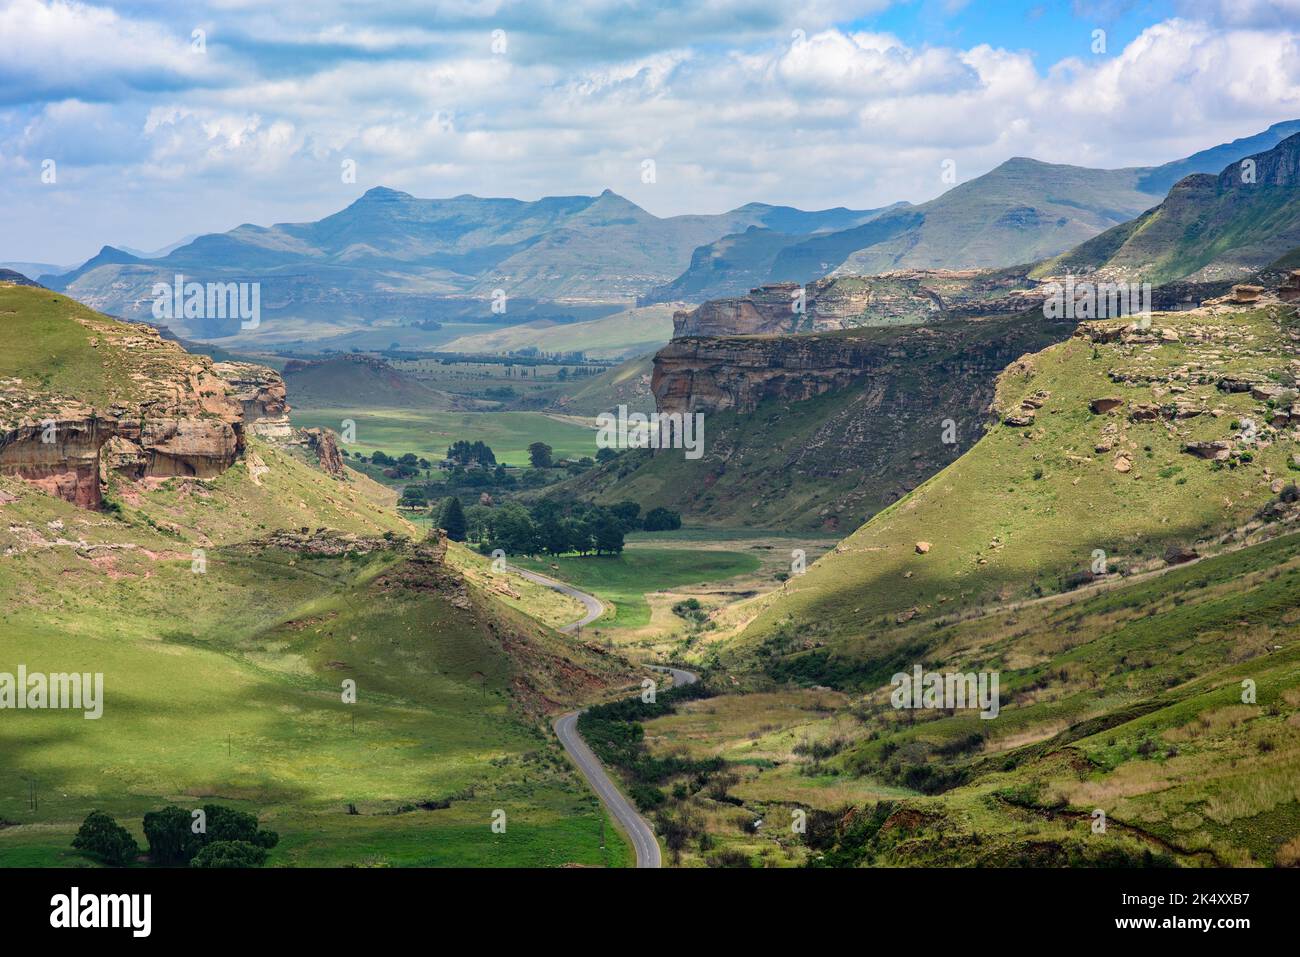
[{"x1": 289, "y1": 408, "x2": 599, "y2": 468}]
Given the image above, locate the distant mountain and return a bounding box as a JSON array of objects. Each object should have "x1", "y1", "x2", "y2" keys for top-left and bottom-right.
[
  {"x1": 1036, "y1": 132, "x2": 1300, "y2": 285},
  {"x1": 645, "y1": 122, "x2": 1299, "y2": 303},
  {"x1": 0, "y1": 268, "x2": 43, "y2": 287},
  {"x1": 282, "y1": 354, "x2": 469, "y2": 410},
  {"x1": 44, "y1": 188, "x2": 886, "y2": 339},
  {"x1": 441, "y1": 303, "x2": 679, "y2": 360},
  {"x1": 116, "y1": 234, "x2": 200, "y2": 260},
  {"x1": 0, "y1": 261, "x2": 66, "y2": 281},
  {"x1": 1135, "y1": 119, "x2": 1300, "y2": 196}
]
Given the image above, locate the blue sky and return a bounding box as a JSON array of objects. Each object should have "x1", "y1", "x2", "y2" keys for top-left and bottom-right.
[{"x1": 2, "y1": 0, "x2": 1299, "y2": 265}]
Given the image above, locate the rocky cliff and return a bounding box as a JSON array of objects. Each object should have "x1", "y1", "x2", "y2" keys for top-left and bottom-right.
[
  {"x1": 671, "y1": 271, "x2": 1043, "y2": 338},
  {"x1": 569, "y1": 314, "x2": 1070, "y2": 530},
  {"x1": 0, "y1": 284, "x2": 290, "y2": 508}
]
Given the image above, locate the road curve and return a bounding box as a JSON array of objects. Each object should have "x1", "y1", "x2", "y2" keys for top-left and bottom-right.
[
  {"x1": 506, "y1": 563, "x2": 604, "y2": 633},
  {"x1": 511, "y1": 563, "x2": 696, "y2": 867}
]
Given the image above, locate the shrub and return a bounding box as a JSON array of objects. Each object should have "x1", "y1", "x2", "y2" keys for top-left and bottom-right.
[
  {"x1": 190, "y1": 840, "x2": 269, "y2": 869},
  {"x1": 72, "y1": 811, "x2": 139, "y2": 866}
]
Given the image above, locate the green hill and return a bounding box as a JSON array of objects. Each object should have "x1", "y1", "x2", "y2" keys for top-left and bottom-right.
[
  {"x1": 0, "y1": 288, "x2": 637, "y2": 867},
  {"x1": 1035, "y1": 133, "x2": 1300, "y2": 285},
  {"x1": 730, "y1": 300, "x2": 1300, "y2": 665},
  {"x1": 543, "y1": 353, "x2": 656, "y2": 417},
  {"x1": 441, "y1": 303, "x2": 679, "y2": 360},
  {"x1": 283, "y1": 354, "x2": 467, "y2": 410}
]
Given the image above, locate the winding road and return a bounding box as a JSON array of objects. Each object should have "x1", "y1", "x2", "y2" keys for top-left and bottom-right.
[
  {"x1": 508, "y1": 563, "x2": 696, "y2": 868},
  {"x1": 505, "y1": 563, "x2": 604, "y2": 633}
]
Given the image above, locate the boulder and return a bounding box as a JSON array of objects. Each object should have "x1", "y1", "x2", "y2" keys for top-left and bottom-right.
[{"x1": 1184, "y1": 440, "x2": 1232, "y2": 461}]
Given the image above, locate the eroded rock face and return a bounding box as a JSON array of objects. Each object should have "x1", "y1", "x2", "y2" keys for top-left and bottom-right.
[
  {"x1": 0, "y1": 317, "x2": 290, "y2": 507},
  {"x1": 213, "y1": 361, "x2": 291, "y2": 437},
  {"x1": 653, "y1": 318, "x2": 1058, "y2": 418},
  {"x1": 303, "y1": 428, "x2": 346, "y2": 479},
  {"x1": 671, "y1": 271, "x2": 1042, "y2": 338},
  {"x1": 0, "y1": 412, "x2": 109, "y2": 508}
]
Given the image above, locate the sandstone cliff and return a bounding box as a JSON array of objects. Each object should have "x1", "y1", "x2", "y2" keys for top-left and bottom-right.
[
  {"x1": 0, "y1": 285, "x2": 290, "y2": 508},
  {"x1": 671, "y1": 271, "x2": 1043, "y2": 338},
  {"x1": 568, "y1": 314, "x2": 1070, "y2": 530}
]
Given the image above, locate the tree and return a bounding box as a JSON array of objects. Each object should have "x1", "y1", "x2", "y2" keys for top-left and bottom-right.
[
  {"x1": 72, "y1": 810, "x2": 139, "y2": 866},
  {"x1": 527, "y1": 442, "x2": 554, "y2": 469},
  {"x1": 143, "y1": 805, "x2": 198, "y2": 865},
  {"x1": 593, "y1": 514, "x2": 625, "y2": 555},
  {"x1": 643, "y1": 506, "x2": 682, "y2": 531},
  {"x1": 609, "y1": 500, "x2": 641, "y2": 531},
  {"x1": 440, "y1": 496, "x2": 468, "y2": 542},
  {"x1": 464, "y1": 503, "x2": 494, "y2": 542},
  {"x1": 595, "y1": 447, "x2": 619, "y2": 464},
  {"x1": 190, "y1": 840, "x2": 269, "y2": 869},
  {"x1": 203, "y1": 804, "x2": 279, "y2": 848},
  {"x1": 399, "y1": 485, "x2": 428, "y2": 508}
]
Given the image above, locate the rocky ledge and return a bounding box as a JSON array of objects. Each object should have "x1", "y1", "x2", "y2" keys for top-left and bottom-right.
[
  {"x1": 671, "y1": 271, "x2": 1043, "y2": 338},
  {"x1": 0, "y1": 316, "x2": 291, "y2": 508}
]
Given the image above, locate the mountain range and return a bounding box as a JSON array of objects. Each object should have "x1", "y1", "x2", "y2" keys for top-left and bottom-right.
[
  {"x1": 33, "y1": 121, "x2": 1296, "y2": 347},
  {"x1": 645, "y1": 120, "x2": 1300, "y2": 304}
]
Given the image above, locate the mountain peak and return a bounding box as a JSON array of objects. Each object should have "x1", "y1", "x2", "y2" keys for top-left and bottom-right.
[{"x1": 359, "y1": 186, "x2": 413, "y2": 202}]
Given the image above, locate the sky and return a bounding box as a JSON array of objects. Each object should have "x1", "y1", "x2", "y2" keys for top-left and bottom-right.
[{"x1": 2, "y1": 0, "x2": 1299, "y2": 265}]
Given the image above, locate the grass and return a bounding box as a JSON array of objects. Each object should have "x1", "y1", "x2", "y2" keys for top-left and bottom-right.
[
  {"x1": 0, "y1": 285, "x2": 146, "y2": 408},
  {"x1": 0, "y1": 288, "x2": 636, "y2": 867},
  {"x1": 512, "y1": 547, "x2": 761, "y2": 630},
  {"x1": 289, "y1": 407, "x2": 598, "y2": 468},
  {"x1": 440, "y1": 304, "x2": 676, "y2": 360},
  {"x1": 734, "y1": 304, "x2": 1300, "y2": 658},
  {"x1": 0, "y1": 537, "x2": 631, "y2": 868}
]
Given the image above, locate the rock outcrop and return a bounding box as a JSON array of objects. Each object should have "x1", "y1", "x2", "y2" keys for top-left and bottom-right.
[
  {"x1": 303, "y1": 428, "x2": 347, "y2": 479},
  {"x1": 213, "y1": 361, "x2": 291, "y2": 437},
  {"x1": 0, "y1": 303, "x2": 290, "y2": 508},
  {"x1": 653, "y1": 317, "x2": 1061, "y2": 418},
  {"x1": 671, "y1": 271, "x2": 1043, "y2": 339}
]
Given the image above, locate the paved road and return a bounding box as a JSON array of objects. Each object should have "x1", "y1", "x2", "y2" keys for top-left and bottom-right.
[
  {"x1": 506, "y1": 563, "x2": 604, "y2": 633},
  {"x1": 511, "y1": 563, "x2": 696, "y2": 868}
]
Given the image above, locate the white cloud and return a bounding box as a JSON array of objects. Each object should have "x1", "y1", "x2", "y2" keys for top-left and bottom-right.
[{"x1": 3, "y1": 2, "x2": 1300, "y2": 262}]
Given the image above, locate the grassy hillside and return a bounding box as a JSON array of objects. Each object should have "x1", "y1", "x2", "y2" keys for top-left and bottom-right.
[
  {"x1": 543, "y1": 353, "x2": 655, "y2": 417},
  {"x1": 0, "y1": 493, "x2": 633, "y2": 866},
  {"x1": 729, "y1": 302, "x2": 1300, "y2": 665},
  {"x1": 441, "y1": 304, "x2": 678, "y2": 360},
  {"x1": 1035, "y1": 133, "x2": 1300, "y2": 285},
  {"x1": 557, "y1": 315, "x2": 1065, "y2": 531},
  {"x1": 639, "y1": 527, "x2": 1300, "y2": 867},
  {"x1": 0, "y1": 284, "x2": 153, "y2": 407},
  {"x1": 0, "y1": 287, "x2": 641, "y2": 868},
  {"x1": 620, "y1": 300, "x2": 1300, "y2": 869},
  {"x1": 283, "y1": 355, "x2": 465, "y2": 410}
]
